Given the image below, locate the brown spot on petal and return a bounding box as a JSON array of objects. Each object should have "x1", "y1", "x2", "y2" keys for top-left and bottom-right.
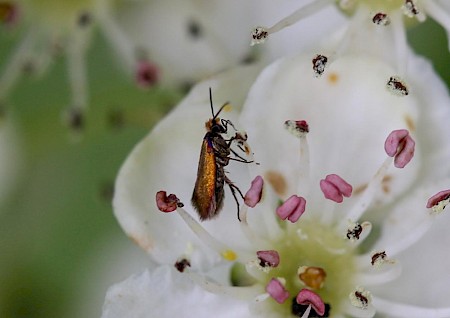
[
  {"x1": 327, "y1": 72, "x2": 339, "y2": 84},
  {"x1": 129, "y1": 233, "x2": 154, "y2": 252},
  {"x1": 265, "y1": 170, "x2": 287, "y2": 197},
  {"x1": 353, "y1": 183, "x2": 368, "y2": 196},
  {"x1": 382, "y1": 175, "x2": 392, "y2": 194},
  {"x1": 404, "y1": 114, "x2": 416, "y2": 132}
]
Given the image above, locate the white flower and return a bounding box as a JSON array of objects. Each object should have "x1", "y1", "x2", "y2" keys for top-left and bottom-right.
[
  {"x1": 103, "y1": 17, "x2": 450, "y2": 317},
  {"x1": 251, "y1": 0, "x2": 450, "y2": 53},
  {"x1": 0, "y1": 0, "x2": 271, "y2": 130}
]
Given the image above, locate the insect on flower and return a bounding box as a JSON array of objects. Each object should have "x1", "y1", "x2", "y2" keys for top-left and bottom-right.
[{"x1": 191, "y1": 88, "x2": 253, "y2": 221}]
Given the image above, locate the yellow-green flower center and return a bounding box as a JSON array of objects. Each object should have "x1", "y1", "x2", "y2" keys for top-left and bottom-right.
[
  {"x1": 269, "y1": 219, "x2": 356, "y2": 315},
  {"x1": 233, "y1": 218, "x2": 358, "y2": 316}
]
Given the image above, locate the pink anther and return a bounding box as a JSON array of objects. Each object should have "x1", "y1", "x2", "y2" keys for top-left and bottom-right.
[
  {"x1": 257, "y1": 250, "x2": 280, "y2": 268},
  {"x1": 276, "y1": 195, "x2": 306, "y2": 223},
  {"x1": 320, "y1": 174, "x2": 352, "y2": 203},
  {"x1": 426, "y1": 189, "x2": 450, "y2": 209},
  {"x1": 384, "y1": 129, "x2": 415, "y2": 168},
  {"x1": 244, "y1": 176, "x2": 264, "y2": 208},
  {"x1": 296, "y1": 288, "x2": 325, "y2": 316},
  {"x1": 136, "y1": 60, "x2": 159, "y2": 88},
  {"x1": 156, "y1": 191, "x2": 183, "y2": 213},
  {"x1": 266, "y1": 278, "x2": 290, "y2": 304}
]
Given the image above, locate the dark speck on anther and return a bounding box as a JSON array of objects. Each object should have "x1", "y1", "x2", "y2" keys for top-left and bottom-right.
[
  {"x1": 67, "y1": 108, "x2": 84, "y2": 131},
  {"x1": 78, "y1": 11, "x2": 92, "y2": 27},
  {"x1": 187, "y1": 19, "x2": 203, "y2": 39},
  {"x1": 174, "y1": 258, "x2": 191, "y2": 272}
]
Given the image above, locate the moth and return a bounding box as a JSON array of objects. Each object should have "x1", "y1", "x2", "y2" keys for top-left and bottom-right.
[{"x1": 191, "y1": 88, "x2": 252, "y2": 221}]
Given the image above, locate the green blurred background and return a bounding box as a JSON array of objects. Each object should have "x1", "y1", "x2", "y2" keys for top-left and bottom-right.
[{"x1": 0, "y1": 15, "x2": 449, "y2": 318}]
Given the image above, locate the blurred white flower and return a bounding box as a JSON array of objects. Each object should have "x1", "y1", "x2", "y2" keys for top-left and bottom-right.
[
  {"x1": 103, "y1": 11, "x2": 450, "y2": 315},
  {"x1": 1, "y1": 0, "x2": 292, "y2": 130}
]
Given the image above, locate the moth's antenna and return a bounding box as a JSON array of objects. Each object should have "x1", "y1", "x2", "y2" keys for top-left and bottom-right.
[
  {"x1": 210, "y1": 87, "x2": 229, "y2": 120},
  {"x1": 209, "y1": 87, "x2": 215, "y2": 118}
]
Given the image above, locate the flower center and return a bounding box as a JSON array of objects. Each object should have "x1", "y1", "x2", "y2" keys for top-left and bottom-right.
[{"x1": 245, "y1": 218, "x2": 357, "y2": 316}]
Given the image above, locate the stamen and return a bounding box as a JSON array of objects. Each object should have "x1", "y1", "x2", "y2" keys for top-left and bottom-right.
[
  {"x1": 372, "y1": 13, "x2": 390, "y2": 26},
  {"x1": 402, "y1": 0, "x2": 426, "y2": 22},
  {"x1": 384, "y1": 129, "x2": 415, "y2": 168},
  {"x1": 320, "y1": 174, "x2": 352, "y2": 203},
  {"x1": 346, "y1": 221, "x2": 372, "y2": 244},
  {"x1": 77, "y1": 11, "x2": 92, "y2": 27},
  {"x1": 297, "y1": 266, "x2": 327, "y2": 290},
  {"x1": 250, "y1": 27, "x2": 268, "y2": 46},
  {"x1": 370, "y1": 250, "x2": 395, "y2": 268},
  {"x1": 156, "y1": 191, "x2": 238, "y2": 262},
  {"x1": 135, "y1": 60, "x2": 159, "y2": 88},
  {"x1": 386, "y1": 76, "x2": 409, "y2": 96},
  {"x1": 284, "y1": 120, "x2": 311, "y2": 195},
  {"x1": 266, "y1": 278, "x2": 290, "y2": 304},
  {"x1": 250, "y1": 0, "x2": 333, "y2": 45},
  {"x1": 341, "y1": 130, "x2": 415, "y2": 229},
  {"x1": 188, "y1": 271, "x2": 261, "y2": 300},
  {"x1": 284, "y1": 120, "x2": 309, "y2": 138},
  {"x1": 0, "y1": 29, "x2": 36, "y2": 101},
  {"x1": 391, "y1": 9, "x2": 410, "y2": 76},
  {"x1": 357, "y1": 261, "x2": 402, "y2": 285},
  {"x1": 156, "y1": 191, "x2": 184, "y2": 212},
  {"x1": 426, "y1": 189, "x2": 450, "y2": 214},
  {"x1": 64, "y1": 107, "x2": 85, "y2": 132},
  {"x1": 244, "y1": 176, "x2": 264, "y2": 208},
  {"x1": 276, "y1": 195, "x2": 307, "y2": 223},
  {"x1": 312, "y1": 54, "x2": 328, "y2": 77},
  {"x1": 257, "y1": 250, "x2": 280, "y2": 268},
  {"x1": 174, "y1": 258, "x2": 191, "y2": 273},
  {"x1": 349, "y1": 286, "x2": 372, "y2": 309},
  {"x1": 296, "y1": 288, "x2": 326, "y2": 316},
  {"x1": 66, "y1": 29, "x2": 89, "y2": 126},
  {"x1": 96, "y1": 5, "x2": 136, "y2": 73}
]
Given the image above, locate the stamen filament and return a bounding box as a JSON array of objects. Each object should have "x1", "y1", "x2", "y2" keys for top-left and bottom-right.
[
  {"x1": 0, "y1": 29, "x2": 36, "y2": 100},
  {"x1": 187, "y1": 270, "x2": 261, "y2": 300},
  {"x1": 356, "y1": 263, "x2": 402, "y2": 285},
  {"x1": 67, "y1": 31, "x2": 89, "y2": 111},
  {"x1": 339, "y1": 156, "x2": 392, "y2": 230},
  {"x1": 266, "y1": 0, "x2": 333, "y2": 35},
  {"x1": 175, "y1": 206, "x2": 239, "y2": 262},
  {"x1": 96, "y1": 5, "x2": 135, "y2": 72},
  {"x1": 391, "y1": 10, "x2": 409, "y2": 76}
]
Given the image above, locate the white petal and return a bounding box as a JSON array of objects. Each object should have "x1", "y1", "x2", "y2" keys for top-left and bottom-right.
[
  {"x1": 369, "y1": 178, "x2": 450, "y2": 307},
  {"x1": 239, "y1": 54, "x2": 420, "y2": 213},
  {"x1": 113, "y1": 65, "x2": 262, "y2": 270},
  {"x1": 258, "y1": 0, "x2": 347, "y2": 59},
  {"x1": 406, "y1": 53, "x2": 450, "y2": 180},
  {"x1": 371, "y1": 177, "x2": 450, "y2": 257},
  {"x1": 372, "y1": 296, "x2": 450, "y2": 318},
  {"x1": 102, "y1": 266, "x2": 252, "y2": 318}
]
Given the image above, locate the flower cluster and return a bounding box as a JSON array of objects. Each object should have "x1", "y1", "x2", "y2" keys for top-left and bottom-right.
[{"x1": 103, "y1": 1, "x2": 450, "y2": 317}]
